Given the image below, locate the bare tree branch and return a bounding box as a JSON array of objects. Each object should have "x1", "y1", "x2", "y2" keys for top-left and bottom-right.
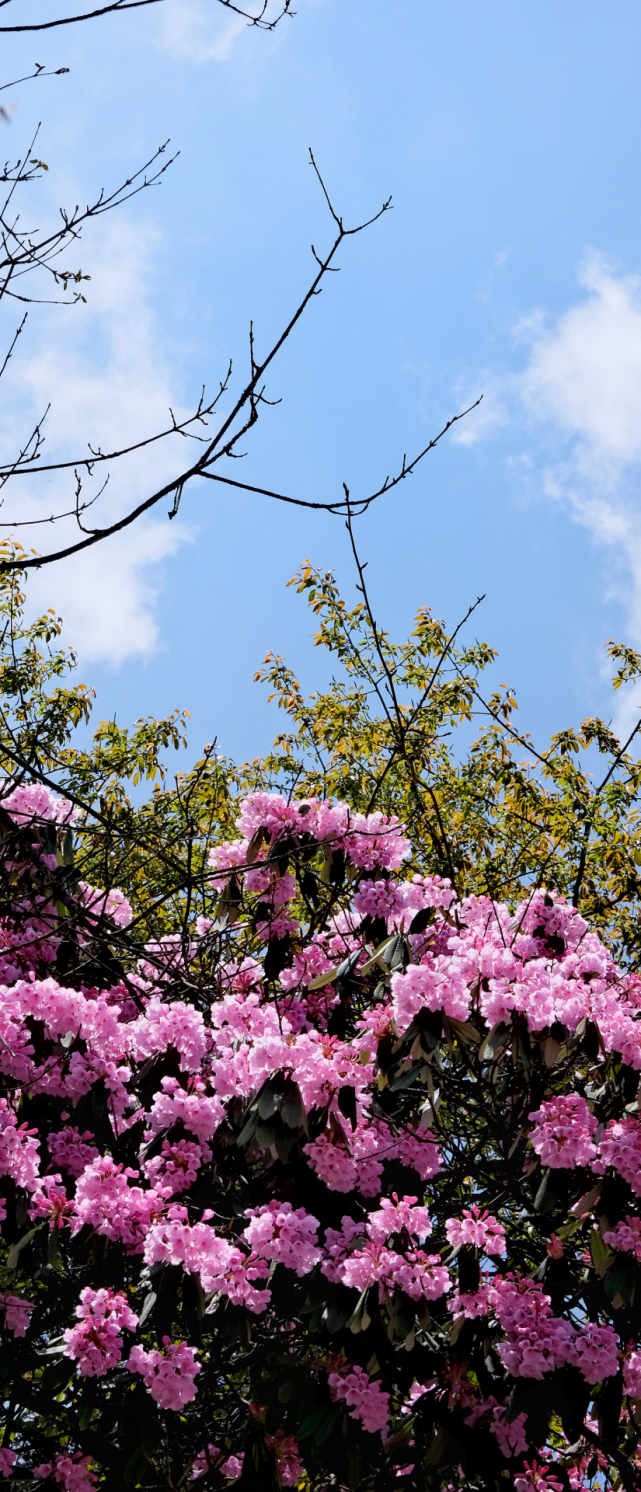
[{"x1": 0, "y1": 0, "x2": 294, "y2": 34}]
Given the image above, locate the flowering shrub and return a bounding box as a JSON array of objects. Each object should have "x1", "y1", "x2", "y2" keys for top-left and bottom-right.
[{"x1": 1, "y1": 775, "x2": 641, "y2": 1492}]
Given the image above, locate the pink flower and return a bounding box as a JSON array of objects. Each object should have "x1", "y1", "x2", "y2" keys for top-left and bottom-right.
[
  {"x1": 571, "y1": 1322, "x2": 619, "y2": 1385},
  {"x1": 142, "y1": 1138, "x2": 203, "y2": 1195},
  {"x1": 623, "y1": 1348, "x2": 641, "y2": 1398},
  {"x1": 265, "y1": 1432, "x2": 304, "y2": 1486},
  {"x1": 33, "y1": 1453, "x2": 98, "y2": 1490},
  {"x1": 445, "y1": 1205, "x2": 505, "y2": 1255},
  {"x1": 242, "y1": 1201, "x2": 322, "y2": 1275},
  {"x1": 47, "y1": 1127, "x2": 99, "y2": 1179},
  {"x1": 491, "y1": 1275, "x2": 576, "y2": 1379},
  {"x1": 513, "y1": 1460, "x2": 564, "y2": 1492},
  {"x1": 143, "y1": 1213, "x2": 271, "y2": 1313},
  {"x1": 0, "y1": 1096, "x2": 40, "y2": 1191},
  {"x1": 71, "y1": 1156, "x2": 164, "y2": 1252},
  {"x1": 366, "y1": 1194, "x2": 432, "y2": 1245},
  {"x1": 449, "y1": 1281, "x2": 492, "y2": 1319},
  {"x1": 603, "y1": 1215, "x2": 641, "y2": 1260},
  {"x1": 29, "y1": 1174, "x2": 75, "y2": 1229},
  {"x1": 490, "y1": 1403, "x2": 528, "y2": 1458},
  {"x1": 528, "y1": 1095, "x2": 598, "y2": 1169},
  {"x1": 303, "y1": 1133, "x2": 357, "y2": 1192},
  {"x1": 127, "y1": 1336, "x2": 200, "y2": 1410},
  {"x1": 596, "y1": 1117, "x2": 641, "y2": 1194},
  {"x1": 391, "y1": 958, "x2": 471, "y2": 1030},
  {"x1": 546, "y1": 1235, "x2": 564, "y2": 1260},
  {"x1": 0, "y1": 1291, "x2": 34, "y2": 1337},
  {"x1": 0, "y1": 1449, "x2": 16, "y2": 1478},
  {"x1": 328, "y1": 1364, "x2": 390, "y2": 1436},
  {"x1": 63, "y1": 1287, "x2": 138, "y2": 1377}
]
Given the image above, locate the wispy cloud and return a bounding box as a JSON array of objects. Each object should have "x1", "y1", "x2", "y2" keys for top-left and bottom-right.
[
  {"x1": 453, "y1": 252, "x2": 641, "y2": 730},
  {"x1": 0, "y1": 219, "x2": 192, "y2": 667},
  {"x1": 157, "y1": 1, "x2": 247, "y2": 62},
  {"x1": 156, "y1": 0, "x2": 296, "y2": 63}
]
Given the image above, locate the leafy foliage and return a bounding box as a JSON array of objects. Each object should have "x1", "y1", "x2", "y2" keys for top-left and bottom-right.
[{"x1": 1, "y1": 552, "x2": 641, "y2": 1492}]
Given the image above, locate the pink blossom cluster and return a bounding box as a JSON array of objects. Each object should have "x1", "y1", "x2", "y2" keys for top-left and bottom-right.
[
  {"x1": 595, "y1": 1117, "x2": 641, "y2": 1194},
  {"x1": 127, "y1": 1336, "x2": 201, "y2": 1410},
  {"x1": 264, "y1": 1432, "x2": 305, "y2": 1486},
  {"x1": 0, "y1": 1290, "x2": 34, "y2": 1336},
  {"x1": 527, "y1": 1095, "x2": 598, "y2": 1169},
  {"x1": 34, "y1": 1454, "x2": 97, "y2": 1490},
  {"x1": 445, "y1": 1205, "x2": 506, "y2": 1254},
  {"x1": 328, "y1": 1363, "x2": 390, "y2": 1436},
  {"x1": 63, "y1": 1287, "x2": 138, "y2": 1376},
  {"x1": 603, "y1": 1216, "x2": 641, "y2": 1260},
  {"x1": 491, "y1": 1275, "x2": 619, "y2": 1384},
  {"x1": 242, "y1": 1201, "x2": 322, "y2": 1275},
  {"x1": 143, "y1": 1210, "x2": 270, "y2": 1312},
  {"x1": 624, "y1": 1349, "x2": 641, "y2": 1398},
  {"x1": 1, "y1": 780, "x2": 78, "y2": 828},
  {"x1": 190, "y1": 1446, "x2": 244, "y2": 1481},
  {"x1": 465, "y1": 1397, "x2": 529, "y2": 1457},
  {"x1": 513, "y1": 1462, "x2": 564, "y2": 1492},
  {"x1": 3, "y1": 786, "x2": 641, "y2": 1485},
  {"x1": 322, "y1": 1195, "x2": 447, "y2": 1303}
]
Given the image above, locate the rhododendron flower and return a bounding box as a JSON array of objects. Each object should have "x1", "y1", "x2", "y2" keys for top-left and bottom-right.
[
  {"x1": 604, "y1": 1216, "x2": 641, "y2": 1260},
  {"x1": 366, "y1": 1193, "x2": 432, "y2": 1244},
  {"x1": 445, "y1": 1205, "x2": 505, "y2": 1254},
  {"x1": 242, "y1": 1201, "x2": 322, "y2": 1275},
  {"x1": 71, "y1": 1156, "x2": 165, "y2": 1252},
  {"x1": 127, "y1": 1337, "x2": 201, "y2": 1410},
  {"x1": 63, "y1": 1287, "x2": 138, "y2": 1377},
  {"x1": 546, "y1": 1234, "x2": 564, "y2": 1259},
  {"x1": 0, "y1": 1097, "x2": 40, "y2": 1190},
  {"x1": 265, "y1": 1432, "x2": 304, "y2": 1486},
  {"x1": 191, "y1": 1446, "x2": 245, "y2": 1481},
  {"x1": 391, "y1": 958, "x2": 471, "y2": 1029},
  {"x1": 29, "y1": 1173, "x2": 76, "y2": 1228},
  {"x1": 0, "y1": 1449, "x2": 15, "y2": 1478},
  {"x1": 571, "y1": 1321, "x2": 619, "y2": 1384},
  {"x1": 33, "y1": 1453, "x2": 98, "y2": 1490},
  {"x1": 623, "y1": 1348, "x2": 641, "y2": 1398},
  {"x1": 469, "y1": 1399, "x2": 529, "y2": 1458},
  {"x1": 528, "y1": 1095, "x2": 598, "y2": 1169},
  {"x1": 142, "y1": 1138, "x2": 203, "y2": 1195},
  {"x1": 143, "y1": 1213, "x2": 271, "y2": 1312},
  {"x1": 47, "y1": 1127, "x2": 99, "y2": 1179},
  {"x1": 449, "y1": 1281, "x2": 492, "y2": 1319},
  {"x1": 596, "y1": 1117, "x2": 641, "y2": 1194},
  {"x1": 328, "y1": 1364, "x2": 390, "y2": 1436},
  {"x1": 0, "y1": 1291, "x2": 34, "y2": 1336},
  {"x1": 513, "y1": 1461, "x2": 564, "y2": 1492},
  {"x1": 491, "y1": 1275, "x2": 576, "y2": 1378}
]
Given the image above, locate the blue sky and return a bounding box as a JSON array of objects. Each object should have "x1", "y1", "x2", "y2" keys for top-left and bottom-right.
[{"x1": 3, "y1": 0, "x2": 641, "y2": 768}]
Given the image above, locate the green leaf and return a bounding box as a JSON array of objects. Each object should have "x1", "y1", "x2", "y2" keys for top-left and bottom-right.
[
  {"x1": 6, "y1": 1224, "x2": 41, "y2": 1269},
  {"x1": 40, "y1": 1357, "x2": 76, "y2": 1392},
  {"x1": 534, "y1": 1168, "x2": 565, "y2": 1214},
  {"x1": 140, "y1": 1417, "x2": 163, "y2": 1460},
  {"x1": 307, "y1": 964, "x2": 340, "y2": 991},
  {"x1": 590, "y1": 1228, "x2": 613, "y2": 1276},
  {"x1": 298, "y1": 1406, "x2": 327, "y2": 1440},
  {"x1": 124, "y1": 1448, "x2": 150, "y2": 1488}
]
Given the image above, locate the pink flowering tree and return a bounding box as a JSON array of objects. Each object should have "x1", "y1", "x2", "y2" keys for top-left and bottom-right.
[{"x1": 1, "y1": 761, "x2": 641, "y2": 1492}]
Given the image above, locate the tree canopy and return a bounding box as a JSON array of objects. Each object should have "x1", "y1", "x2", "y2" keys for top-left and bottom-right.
[{"x1": 0, "y1": 555, "x2": 640, "y2": 1490}]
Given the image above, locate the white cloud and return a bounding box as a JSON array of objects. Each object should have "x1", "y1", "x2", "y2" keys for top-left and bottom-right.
[
  {"x1": 0, "y1": 219, "x2": 193, "y2": 667},
  {"x1": 158, "y1": 1, "x2": 247, "y2": 62},
  {"x1": 458, "y1": 252, "x2": 641, "y2": 733},
  {"x1": 156, "y1": 0, "x2": 295, "y2": 63},
  {"x1": 520, "y1": 254, "x2": 641, "y2": 475}
]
